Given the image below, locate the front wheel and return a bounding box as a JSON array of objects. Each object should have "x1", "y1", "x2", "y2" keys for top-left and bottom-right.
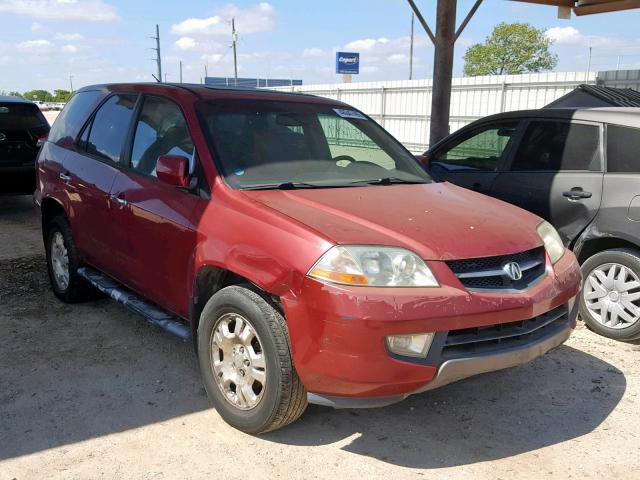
[
  {"x1": 197, "y1": 286, "x2": 307, "y2": 433},
  {"x1": 579, "y1": 248, "x2": 640, "y2": 342}
]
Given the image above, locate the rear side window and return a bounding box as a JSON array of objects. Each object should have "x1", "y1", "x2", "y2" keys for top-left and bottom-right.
[
  {"x1": 607, "y1": 125, "x2": 640, "y2": 173},
  {"x1": 48, "y1": 90, "x2": 103, "y2": 146},
  {"x1": 84, "y1": 94, "x2": 137, "y2": 164},
  {"x1": 0, "y1": 103, "x2": 47, "y2": 130},
  {"x1": 510, "y1": 121, "x2": 601, "y2": 171}
]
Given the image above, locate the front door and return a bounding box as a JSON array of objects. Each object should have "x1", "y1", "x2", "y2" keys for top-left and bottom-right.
[
  {"x1": 490, "y1": 119, "x2": 604, "y2": 245},
  {"x1": 428, "y1": 120, "x2": 521, "y2": 195},
  {"x1": 109, "y1": 95, "x2": 207, "y2": 318}
]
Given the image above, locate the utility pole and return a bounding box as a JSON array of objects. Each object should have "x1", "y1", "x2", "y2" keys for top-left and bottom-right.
[
  {"x1": 232, "y1": 17, "x2": 238, "y2": 86},
  {"x1": 409, "y1": 12, "x2": 415, "y2": 80},
  {"x1": 586, "y1": 46, "x2": 592, "y2": 82},
  {"x1": 204, "y1": 64, "x2": 208, "y2": 82},
  {"x1": 69, "y1": 74, "x2": 74, "y2": 93},
  {"x1": 179, "y1": 61, "x2": 183, "y2": 83},
  {"x1": 150, "y1": 24, "x2": 162, "y2": 83}
]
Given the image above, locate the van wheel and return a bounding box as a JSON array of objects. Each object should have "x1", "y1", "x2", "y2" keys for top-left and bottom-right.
[
  {"x1": 45, "y1": 216, "x2": 95, "y2": 303},
  {"x1": 197, "y1": 286, "x2": 307, "y2": 433},
  {"x1": 580, "y1": 248, "x2": 640, "y2": 342}
]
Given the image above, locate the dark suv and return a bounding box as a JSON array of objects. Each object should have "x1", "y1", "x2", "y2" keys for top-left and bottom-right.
[
  {"x1": 425, "y1": 107, "x2": 640, "y2": 341},
  {"x1": 0, "y1": 96, "x2": 49, "y2": 194},
  {"x1": 35, "y1": 84, "x2": 580, "y2": 433}
]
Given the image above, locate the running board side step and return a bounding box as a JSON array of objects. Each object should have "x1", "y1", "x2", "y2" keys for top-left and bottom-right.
[{"x1": 78, "y1": 267, "x2": 192, "y2": 341}]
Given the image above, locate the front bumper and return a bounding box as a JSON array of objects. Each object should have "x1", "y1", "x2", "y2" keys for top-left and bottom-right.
[{"x1": 282, "y1": 249, "x2": 582, "y2": 402}]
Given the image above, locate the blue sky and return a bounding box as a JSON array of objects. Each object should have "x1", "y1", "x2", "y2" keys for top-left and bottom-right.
[{"x1": 1, "y1": 0, "x2": 640, "y2": 92}]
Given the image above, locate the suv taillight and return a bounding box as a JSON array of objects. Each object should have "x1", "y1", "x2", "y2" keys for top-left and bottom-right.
[{"x1": 36, "y1": 133, "x2": 48, "y2": 148}]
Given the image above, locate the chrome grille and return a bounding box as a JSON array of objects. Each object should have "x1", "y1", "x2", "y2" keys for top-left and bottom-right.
[{"x1": 446, "y1": 247, "x2": 546, "y2": 292}]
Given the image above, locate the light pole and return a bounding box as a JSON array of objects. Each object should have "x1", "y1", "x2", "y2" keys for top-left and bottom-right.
[{"x1": 69, "y1": 74, "x2": 74, "y2": 93}]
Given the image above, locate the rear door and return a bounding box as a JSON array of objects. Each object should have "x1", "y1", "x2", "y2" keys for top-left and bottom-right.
[
  {"x1": 428, "y1": 120, "x2": 521, "y2": 195},
  {"x1": 490, "y1": 119, "x2": 604, "y2": 245},
  {"x1": 0, "y1": 102, "x2": 48, "y2": 166},
  {"x1": 63, "y1": 93, "x2": 139, "y2": 275},
  {"x1": 108, "y1": 94, "x2": 207, "y2": 318}
]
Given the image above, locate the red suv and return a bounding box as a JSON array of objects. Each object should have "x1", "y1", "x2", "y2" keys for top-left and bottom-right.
[{"x1": 35, "y1": 83, "x2": 582, "y2": 433}]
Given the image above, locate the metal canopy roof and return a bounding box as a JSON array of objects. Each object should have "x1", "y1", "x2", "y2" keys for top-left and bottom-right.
[{"x1": 510, "y1": 0, "x2": 640, "y2": 16}]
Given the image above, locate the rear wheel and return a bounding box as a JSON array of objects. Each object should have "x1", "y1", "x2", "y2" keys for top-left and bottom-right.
[
  {"x1": 580, "y1": 248, "x2": 640, "y2": 341},
  {"x1": 197, "y1": 286, "x2": 307, "y2": 433},
  {"x1": 45, "y1": 216, "x2": 95, "y2": 303}
]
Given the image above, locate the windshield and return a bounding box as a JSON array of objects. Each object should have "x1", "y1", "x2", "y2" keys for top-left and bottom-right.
[
  {"x1": 0, "y1": 103, "x2": 48, "y2": 130},
  {"x1": 199, "y1": 99, "x2": 432, "y2": 189}
]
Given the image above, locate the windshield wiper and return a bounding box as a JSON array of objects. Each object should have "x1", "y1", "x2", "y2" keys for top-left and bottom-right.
[
  {"x1": 350, "y1": 177, "x2": 429, "y2": 186},
  {"x1": 243, "y1": 182, "x2": 336, "y2": 191}
]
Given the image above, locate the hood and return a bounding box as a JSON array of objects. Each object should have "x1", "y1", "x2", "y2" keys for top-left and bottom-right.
[{"x1": 242, "y1": 182, "x2": 543, "y2": 261}]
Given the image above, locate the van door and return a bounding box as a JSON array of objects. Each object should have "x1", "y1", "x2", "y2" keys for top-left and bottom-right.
[
  {"x1": 63, "y1": 93, "x2": 138, "y2": 275},
  {"x1": 490, "y1": 119, "x2": 604, "y2": 245}
]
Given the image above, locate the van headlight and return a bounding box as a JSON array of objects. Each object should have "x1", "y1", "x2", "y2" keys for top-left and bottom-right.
[
  {"x1": 537, "y1": 221, "x2": 565, "y2": 264},
  {"x1": 308, "y1": 245, "x2": 439, "y2": 287}
]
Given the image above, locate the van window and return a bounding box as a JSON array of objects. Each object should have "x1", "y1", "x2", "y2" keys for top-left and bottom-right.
[
  {"x1": 432, "y1": 122, "x2": 518, "y2": 172},
  {"x1": 84, "y1": 94, "x2": 137, "y2": 164},
  {"x1": 510, "y1": 121, "x2": 600, "y2": 171},
  {"x1": 607, "y1": 125, "x2": 640, "y2": 173},
  {"x1": 130, "y1": 96, "x2": 194, "y2": 176},
  {"x1": 48, "y1": 90, "x2": 103, "y2": 146}
]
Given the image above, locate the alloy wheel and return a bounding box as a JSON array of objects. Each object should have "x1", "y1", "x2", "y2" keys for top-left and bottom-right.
[
  {"x1": 50, "y1": 231, "x2": 70, "y2": 291},
  {"x1": 210, "y1": 312, "x2": 267, "y2": 410}
]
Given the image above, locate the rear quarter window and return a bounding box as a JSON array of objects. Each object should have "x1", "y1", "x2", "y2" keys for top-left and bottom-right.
[
  {"x1": 48, "y1": 90, "x2": 104, "y2": 147},
  {"x1": 607, "y1": 124, "x2": 640, "y2": 173}
]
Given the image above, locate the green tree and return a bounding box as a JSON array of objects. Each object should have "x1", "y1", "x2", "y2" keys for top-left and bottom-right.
[
  {"x1": 52, "y1": 89, "x2": 72, "y2": 102},
  {"x1": 23, "y1": 89, "x2": 53, "y2": 102},
  {"x1": 463, "y1": 22, "x2": 558, "y2": 76}
]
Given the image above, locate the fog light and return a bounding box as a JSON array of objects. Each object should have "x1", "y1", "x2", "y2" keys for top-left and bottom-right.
[{"x1": 386, "y1": 333, "x2": 434, "y2": 358}]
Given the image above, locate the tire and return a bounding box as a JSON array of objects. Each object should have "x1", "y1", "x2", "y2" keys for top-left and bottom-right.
[
  {"x1": 579, "y1": 248, "x2": 640, "y2": 342},
  {"x1": 45, "y1": 216, "x2": 95, "y2": 303},
  {"x1": 197, "y1": 286, "x2": 307, "y2": 433}
]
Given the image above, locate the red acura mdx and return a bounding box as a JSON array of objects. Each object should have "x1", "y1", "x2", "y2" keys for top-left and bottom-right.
[{"x1": 35, "y1": 83, "x2": 581, "y2": 433}]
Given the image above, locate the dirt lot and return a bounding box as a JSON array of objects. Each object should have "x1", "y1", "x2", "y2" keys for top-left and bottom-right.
[{"x1": 0, "y1": 194, "x2": 639, "y2": 480}]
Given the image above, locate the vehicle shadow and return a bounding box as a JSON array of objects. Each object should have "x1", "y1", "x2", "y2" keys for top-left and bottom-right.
[
  {"x1": 265, "y1": 344, "x2": 626, "y2": 469},
  {"x1": 0, "y1": 255, "x2": 627, "y2": 467}
]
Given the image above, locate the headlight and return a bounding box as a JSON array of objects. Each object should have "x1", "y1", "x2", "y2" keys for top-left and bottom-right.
[
  {"x1": 537, "y1": 221, "x2": 565, "y2": 264},
  {"x1": 308, "y1": 245, "x2": 439, "y2": 287}
]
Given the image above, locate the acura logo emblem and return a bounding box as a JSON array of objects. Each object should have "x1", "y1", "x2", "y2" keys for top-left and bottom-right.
[
  {"x1": 503, "y1": 262, "x2": 523, "y2": 281},
  {"x1": 0, "y1": 132, "x2": 6, "y2": 142}
]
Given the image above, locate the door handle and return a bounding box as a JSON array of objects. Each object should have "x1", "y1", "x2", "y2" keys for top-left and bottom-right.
[
  {"x1": 59, "y1": 172, "x2": 72, "y2": 184},
  {"x1": 109, "y1": 194, "x2": 128, "y2": 208},
  {"x1": 563, "y1": 190, "x2": 592, "y2": 200}
]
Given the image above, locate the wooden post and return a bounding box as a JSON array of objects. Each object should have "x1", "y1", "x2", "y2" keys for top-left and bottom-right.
[{"x1": 429, "y1": 0, "x2": 457, "y2": 146}]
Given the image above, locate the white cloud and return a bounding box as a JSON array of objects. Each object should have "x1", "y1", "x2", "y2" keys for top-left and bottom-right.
[
  {"x1": 30, "y1": 21, "x2": 42, "y2": 31},
  {"x1": 545, "y1": 26, "x2": 625, "y2": 48},
  {"x1": 55, "y1": 32, "x2": 83, "y2": 41},
  {"x1": 0, "y1": 0, "x2": 119, "y2": 22},
  {"x1": 61, "y1": 44, "x2": 78, "y2": 53},
  {"x1": 175, "y1": 36, "x2": 197, "y2": 50},
  {"x1": 302, "y1": 47, "x2": 325, "y2": 58},
  {"x1": 387, "y1": 53, "x2": 407, "y2": 64},
  {"x1": 345, "y1": 37, "x2": 389, "y2": 51},
  {"x1": 170, "y1": 2, "x2": 275, "y2": 37},
  {"x1": 17, "y1": 39, "x2": 55, "y2": 54}
]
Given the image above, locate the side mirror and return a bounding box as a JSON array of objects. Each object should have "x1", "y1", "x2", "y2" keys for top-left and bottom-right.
[
  {"x1": 414, "y1": 152, "x2": 432, "y2": 170},
  {"x1": 156, "y1": 155, "x2": 190, "y2": 188}
]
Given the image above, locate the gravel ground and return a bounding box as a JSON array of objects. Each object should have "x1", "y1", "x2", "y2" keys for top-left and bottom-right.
[{"x1": 0, "y1": 195, "x2": 638, "y2": 480}]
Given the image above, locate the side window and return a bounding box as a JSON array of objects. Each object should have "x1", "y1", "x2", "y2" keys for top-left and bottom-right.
[
  {"x1": 318, "y1": 114, "x2": 396, "y2": 170},
  {"x1": 510, "y1": 121, "x2": 600, "y2": 172},
  {"x1": 49, "y1": 90, "x2": 104, "y2": 147},
  {"x1": 85, "y1": 94, "x2": 138, "y2": 164},
  {"x1": 130, "y1": 96, "x2": 194, "y2": 176},
  {"x1": 433, "y1": 122, "x2": 518, "y2": 172},
  {"x1": 606, "y1": 125, "x2": 640, "y2": 173}
]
